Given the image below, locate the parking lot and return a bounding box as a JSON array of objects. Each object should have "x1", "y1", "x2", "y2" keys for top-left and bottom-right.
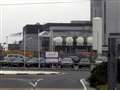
[{"x1": 0, "y1": 53, "x2": 94, "y2": 70}]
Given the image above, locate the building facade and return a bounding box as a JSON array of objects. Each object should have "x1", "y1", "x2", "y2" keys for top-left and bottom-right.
[
  {"x1": 91, "y1": 0, "x2": 106, "y2": 45},
  {"x1": 91, "y1": 0, "x2": 120, "y2": 55},
  {"x1": 22, "y1": 21, "x2": 92, "y2": 57}
]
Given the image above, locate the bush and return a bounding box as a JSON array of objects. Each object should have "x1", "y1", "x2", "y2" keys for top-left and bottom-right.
[
  {"x1": 89, "y1": 60, "x2": 120, "y2": 87},
  {"x1": 88, "y1": 62, "x2": 107, "y2": 87},
  {"x1": 96, "y1": 85, "x2": 107, "y2": 90}
]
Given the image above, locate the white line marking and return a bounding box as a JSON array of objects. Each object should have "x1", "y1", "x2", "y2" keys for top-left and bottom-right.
[
  {"x1": 80, "y1": 79, "x2": 87, "y2": 90},
  {"x1": 29, "y1": 78, "x2": 43, "y2": 88},
  {"x1": 29, "y1": 82, "x2": 37, "y2": 87},
  {"x1": 15, "y1": 78, "x2": 43, "y2": 88},
  {"x1": 37, "y1": 78, "x2": 43, "y2": 82}
]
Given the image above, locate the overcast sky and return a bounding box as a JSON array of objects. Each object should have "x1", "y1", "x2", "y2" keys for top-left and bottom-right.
[{"x1": 0, "y1": 0, "x2": 90, "y2": 44}]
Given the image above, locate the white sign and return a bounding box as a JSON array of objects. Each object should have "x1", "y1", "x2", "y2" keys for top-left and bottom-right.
[{"x1": 46, "y1": 52, "x2": 58, "y2": 58}]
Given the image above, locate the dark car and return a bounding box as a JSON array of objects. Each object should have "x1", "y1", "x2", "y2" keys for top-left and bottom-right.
[
  {"x1": 0, "y1": 56, "x2": 4, "y2": 60},
  {"x1": 78, "y1": 58, "x2": 90, "y2": 68}
]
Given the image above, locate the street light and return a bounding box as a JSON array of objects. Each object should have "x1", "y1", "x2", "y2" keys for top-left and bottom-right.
[
  {"x1": 38, "y1": 29, "x2": 41, "y2": 68},
  {"x1": 23, "y1": 30, "x2": 26, "y2": 68}
]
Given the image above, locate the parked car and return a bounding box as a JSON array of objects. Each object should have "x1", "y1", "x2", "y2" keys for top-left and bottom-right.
[
  {"x1": 60, "y1": 57, "x2": 73, "y2": 68},
  {"x1": 95, "y1": 59, "x2": 103, "y2": 64},
  {"x1": 4, "y1": 54, "x2": 16, "y2": 61},
  {"x1": 4, "y1": 54, "x2": 28, "y2": 67},
  {"x1": 78, "y1": 58, "x2": 90, "y2": 68},
  {"x1": 0, "y1": 56, "x2": 4, "y2": 60},
  {"x1": 70, "y1": 56, "x2": 80, "y2": 63},
  {"x1": 95, "y1": 56, "x2": 107, "y2": 64},
  {"x1": 26, "y1": 57, "x2": 38, "y2": 67},
  {"x1": 26, "y1": 57, "x2": 45, "y2": 67},
  {"x1": 40, "y1": 57, "x2": 46, "y2": 67}
]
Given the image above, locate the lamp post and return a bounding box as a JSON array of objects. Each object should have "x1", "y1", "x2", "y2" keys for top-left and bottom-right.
[
  {"x1": 38, "y1": 29, "x2": 41, "y2": 68},
  {"x1": 23, "y1": 30, "x2": 26, "y2": 68}
]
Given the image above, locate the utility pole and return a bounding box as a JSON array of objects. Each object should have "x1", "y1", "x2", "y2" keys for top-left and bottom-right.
[
  {"x1": 50, "y1": 30, "x2": 54, "y2": 51},
  {"x1": 38, "y1": 29, "x2": 41, "y2": 68},
  {"x1": 23, "y1": 30, "x2": 26, "y2": 68},
  {"x1": 108, "y1": 37, "x2": 117, "y2": 90}
]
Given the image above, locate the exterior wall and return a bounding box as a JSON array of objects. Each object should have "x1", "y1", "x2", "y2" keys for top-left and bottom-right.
[
  {"x1": 106, "y1": 0, "x2": 120, "y2": 36},
  {"x1": 53, "y1": 31, "x2": 92, "y2": 37},
  {"x1": 91, "y1": 0, "x2": 120, "y2": 46},
  {"x1": 24, "y1": 34, "x2": 39, "y2": 52},
  {"x1": 8, "y1": 44, "x2": 20, "y2": 50},
  {"x1": 49, "y1": 26, "x2": 92, "y2": 37},
  {"x1": 48, "y1": 25, "x2": 92, "y2": 55},
  {"x1": 22, "y1": 22, "x2": 92, "y2": 57},
  {"x1": 91, "y1": 0, "x2": 104, "y2": 18}
]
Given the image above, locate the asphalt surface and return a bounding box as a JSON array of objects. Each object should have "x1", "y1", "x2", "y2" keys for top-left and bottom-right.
[{"x1": 0, "y1": 71, "x2": 91, "y2": 90}]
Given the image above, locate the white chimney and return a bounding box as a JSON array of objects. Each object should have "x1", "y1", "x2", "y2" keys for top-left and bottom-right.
[{"x1": 93, "y1": 17, "x2": 103, "y2": 54}]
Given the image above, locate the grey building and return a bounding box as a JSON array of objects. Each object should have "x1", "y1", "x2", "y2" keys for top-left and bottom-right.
[
  {"x1": 91, "y1": 0, "x2": 106, "y2": 45},
  {"x1": 106, "y1": 0, "x2": 120, "y2": 34},
  {"x1": 91, "y1": 0, "x2": 120, "y2": 44},
  {"x1": 22, "y1": 24, "x2": 43, "y2": 56},
  {"x1": 22, "y1": 21, "x2": 92, "y2": 57},
  {"x1": 8, "y1": 44, "x2": 20, "y2": 50}
]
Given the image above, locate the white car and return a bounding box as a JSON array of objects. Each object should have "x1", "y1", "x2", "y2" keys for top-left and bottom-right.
[
  {"x1": 4, "y1": 54, "x2": 28, "y2": 65},
  {"x1": 95, "y1": 60, "x2": 103, "y2": 64}
]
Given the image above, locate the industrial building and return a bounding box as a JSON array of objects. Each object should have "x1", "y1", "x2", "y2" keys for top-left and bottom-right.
[
  {"x1": 22, "y1": 21, "x2": 93, "y2": 57},
  {"x1": 22, "y1": 0, "x2": 120, "y2": 57},
  {"x1": 91, "y1": 0, "x2": 120, "y2": 46}
]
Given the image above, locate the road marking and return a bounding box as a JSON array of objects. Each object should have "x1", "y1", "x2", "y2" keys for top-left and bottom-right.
[
  {"x1": 37, "y1": 78, "x2": 43, "y2": 82},
  {"x1": 13, "y1": 78, "x2": 43, "y2": 88},
  {"x1": 29, "y1": 78, "x2": 43, "y2": 88},
  {"x1": 80, "y1": 79, "x2": 87, "y2": 90},
  {"x1": 0, "y1": 71, "x2": 60, "y2": 75},
  {"x1": 29, "y1": 82, "x2": 37, "y2": 87}
]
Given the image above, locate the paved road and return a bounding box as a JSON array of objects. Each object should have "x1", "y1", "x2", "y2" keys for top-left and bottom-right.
[{"x1": 0, "y1": 71, "x2": 91, "y2": 90}]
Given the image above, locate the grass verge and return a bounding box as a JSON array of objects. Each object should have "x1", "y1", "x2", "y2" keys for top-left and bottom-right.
[{"x1": 97, "y1": 84, "x2": 120, "y2": 90}]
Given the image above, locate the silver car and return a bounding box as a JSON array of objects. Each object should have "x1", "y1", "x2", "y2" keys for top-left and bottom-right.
[
  {"x1": 60, "y1": 57, "x2": 73, "y2": 68},
  {"x1": 78, "y1": 58, "x2": 90, "y2": 67}
]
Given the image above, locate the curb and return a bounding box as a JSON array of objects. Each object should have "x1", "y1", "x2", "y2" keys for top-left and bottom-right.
[{"x1": 0, "y1": 71, "x2": 61, "y2": 75}]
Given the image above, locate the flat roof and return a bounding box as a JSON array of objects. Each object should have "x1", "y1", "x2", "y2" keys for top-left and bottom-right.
[{"x1": 23, "y1": 21, "x2": 92, "y2": 34}]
